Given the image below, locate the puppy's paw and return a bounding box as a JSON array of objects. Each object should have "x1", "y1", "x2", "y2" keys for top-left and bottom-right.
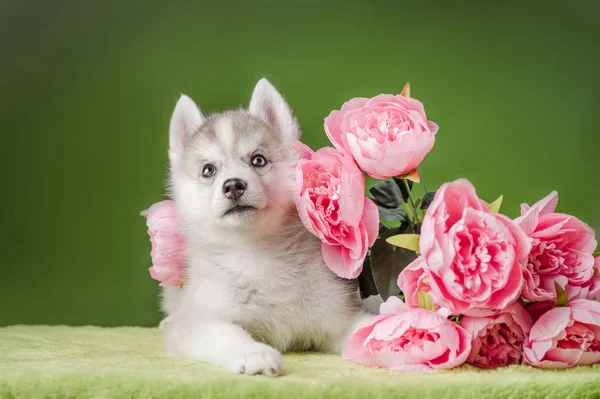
[{"x1": 226, "y1": 342, "x2": 283, "y2": 376}]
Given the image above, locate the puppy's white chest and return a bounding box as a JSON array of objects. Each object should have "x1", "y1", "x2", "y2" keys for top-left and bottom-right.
[
  {"x1": 185, "y1": 249, "x2": 320, "y2": 350},
  {"x1": 189, "y1": 251, "x2": 300, "y2": 317}
]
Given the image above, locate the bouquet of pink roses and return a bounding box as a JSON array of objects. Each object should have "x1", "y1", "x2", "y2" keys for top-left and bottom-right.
[
  {"x1": 294, "y1": 82, "x2": 600, "y2": 371},
  {"x1": 142, "y1": 82, "x2": 600, "y2": 372}
]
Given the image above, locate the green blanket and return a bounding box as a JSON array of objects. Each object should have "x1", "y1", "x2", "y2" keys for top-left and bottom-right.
[{"x1": 1, "y1": 326, "x2": 599, "y2": 399}]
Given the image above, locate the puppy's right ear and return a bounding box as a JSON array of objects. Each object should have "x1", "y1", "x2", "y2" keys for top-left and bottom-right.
[{"x1": 169, "y1": 94, "x2": 205, "y2": 163}]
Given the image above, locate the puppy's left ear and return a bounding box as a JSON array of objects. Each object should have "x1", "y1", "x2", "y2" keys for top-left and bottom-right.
[
  {"x1": 249, "y1": 78, "x2": 301, "y2": 142},
  {"x1": 169, "y1": 94, "x2": 205, "y2": 164}
]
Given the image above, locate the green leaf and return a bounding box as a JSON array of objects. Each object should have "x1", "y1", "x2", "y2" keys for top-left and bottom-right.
[
  {"x1": 485, "y1": 195, "x2": 504, "y2": 213},
  {"x1": 378, "y1": 207, "x2": 409, "y2": 223},
  {"x1": 403, "y1": 203, "x2": 414, "y2": 222},
  {"x1": 357, "y1": 255, "x2": 379, "y2": 299},
  {"x1": 420, "y1": 191, "x2": 436, "y2": 210},
  {"x1": 399, "y1": 169, "x2": 420, "y2": 183},
  {"x1": 379, "y1": 218, "x2": 397, "y2": 230},
  {"x1": 369, "y1": 225, "x2": 418, "y2": 300},
  {"x1": 417, "y1": 290, "x2": 435, "y2": 311},
  {"x1": 386, "y1": 234, "x2": 420, "y2": 253},
  {"x1": 370, "y1": 179, "x2": 406, "y2": 209},
  {"x1": 413, "y1": 198, "x2": 422, "y2": 213},
  {"x1": 401, "y1": 82, "x2": 411, "y2": 98},
  {"x1": 412, "y1": 198, "x2": 423, "y2": 224},
  {"x1": 554, "y1": 281, "x2": 569, "y2": 307},
  {"x1": 393, "y1": 177, "x2": 412, "y2": 201}
]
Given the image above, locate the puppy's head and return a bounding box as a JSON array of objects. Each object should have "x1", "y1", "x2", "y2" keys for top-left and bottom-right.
[{"x1": 168, "y1": 79, "x2": 301, "y2": 235}]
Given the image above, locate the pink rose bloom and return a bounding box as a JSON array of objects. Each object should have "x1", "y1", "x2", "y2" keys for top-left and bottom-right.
[
  {"x1": 397, "y1": 257, "x2": 431, "y2": 308},
  {"x1": 296, "y1": 147, "x2": 379, "y2": 279},
  {"x1": 141, "y1": 200, "x2": 187, "y2": 286},
  {"x1": 397, "y1": 256, "x2": 451, "y2": 317},
  {"x1": 324, "y1": 84, "x2": 439, "y2": 179},
  {"x1": 461, "y1": 303, "x2": 533, "y2": 368},
  {"x1": 420, "y1": 179, "x2": 531, "y2": 316},
  {"x1": 524, "y1": 299, "x2": 600, "y2": 369},
  {"x1": 515, "y1": 191, "x2": 597, "y2": 302},
  {"x1": 343, "y1": 297, "x2": 471, "y2": 371}
]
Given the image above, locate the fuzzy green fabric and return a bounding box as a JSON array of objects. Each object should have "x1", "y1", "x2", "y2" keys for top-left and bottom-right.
[{"x1": 1, "y1": 326, "x2": 599, "y2": 399}]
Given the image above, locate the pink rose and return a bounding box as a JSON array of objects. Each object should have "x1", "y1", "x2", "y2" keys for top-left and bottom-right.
[
  {"x1": 397, "y1": 256, "x2": 451, "y2": 317},
  {"x1": 324, "y1": 84, "x2": 439, "y2": 179},
  {"x1": 420, "y1": 179, "x2": 531, "y2": 316},
  {"x1": 397, "y1": 257, "x2": 431, "y2": 308},
  {"x1": 516, "y1": 191, "x2": 597, "y2": 302},
  {"x1": 461, "y1": 303, "x2": 533, "y2": 368},
  {"x1": 141, "y1": 200, "x2": 187, "y2": 286},
  {"x1": 343, "y1": 297, "x2": 471, "y2": 371},
  {"x1": 524, "y1": 299, "x2": 600, "y2": 369},
  {"x1": 296, "y1": 147, "x2": 379, "y2": 279}
]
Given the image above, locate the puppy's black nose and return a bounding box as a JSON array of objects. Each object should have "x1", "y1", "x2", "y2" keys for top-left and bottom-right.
[{"x1": 222, "y1": 178, "x2": 247, "y2": 200}]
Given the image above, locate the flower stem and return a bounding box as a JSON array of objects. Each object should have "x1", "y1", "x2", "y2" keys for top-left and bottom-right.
[
  {"x1": 402, "y1": 178, "x2": 419, "y2": 225},
  {"x1": 403, "y1": 203, "x2": 414, "y2": 222},
  {"x1": 402, "y1": 178, "x2": 416, "y2": 208},
  {"x1": 417, "y1": 166, "x2": 428, "y2": 193}
]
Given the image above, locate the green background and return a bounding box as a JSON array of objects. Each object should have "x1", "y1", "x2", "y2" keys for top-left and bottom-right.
[{"x1": 1, "y1": 0, "x2": 598, "y2": 327}]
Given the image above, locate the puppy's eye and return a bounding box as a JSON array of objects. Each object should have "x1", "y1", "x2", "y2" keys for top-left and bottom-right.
[
  {"x1": 202, "y1": 164, "x2": 217, "y2": 178},
  {"x1": 251, "y1": 154, "x2": 268, "y2": 167}
]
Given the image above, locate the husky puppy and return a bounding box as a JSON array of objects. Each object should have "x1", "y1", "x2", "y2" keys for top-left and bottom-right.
[{"x1": 159, "y1": 79, "x2": 372, "y2": 376}]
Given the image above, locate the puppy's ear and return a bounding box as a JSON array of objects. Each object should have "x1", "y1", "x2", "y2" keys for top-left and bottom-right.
[
  {"x1": 169, "y1": 94, "x2": 205, "y2": 163},
  {"x1": 249, "y1": 78, "x2": 300, "y2": 142}
]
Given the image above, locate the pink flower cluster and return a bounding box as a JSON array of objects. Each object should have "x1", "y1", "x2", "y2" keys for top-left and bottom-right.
[
  {"x1": 346, "y1": 179, "x2": 599, "y2": 371},
  {"x1": 296, "y1": 83, "x2": 438, "y2": 278}
]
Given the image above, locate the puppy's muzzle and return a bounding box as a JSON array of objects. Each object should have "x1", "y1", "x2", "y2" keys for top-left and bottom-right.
[{"x1": 223, "y1": 178, "x2": 247, "y2": 200}]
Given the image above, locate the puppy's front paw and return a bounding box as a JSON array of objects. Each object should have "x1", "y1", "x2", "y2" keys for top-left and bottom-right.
[{"x1": 226, "y1": 342, "x2": 283, "y2": 376}]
